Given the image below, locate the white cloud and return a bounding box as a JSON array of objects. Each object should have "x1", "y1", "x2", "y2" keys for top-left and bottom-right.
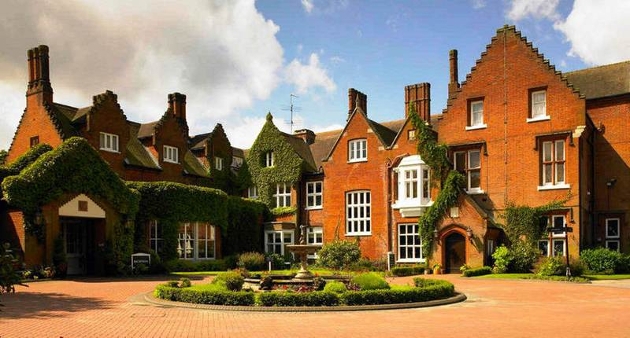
[
  {"x1": 506, "y1": 0, "x2": 560, "y2": 22},
  {"x1": 554, "y1": 0, "x2": 630, "y2": 65},
  {"x1": 471, "y1": 0, "x2": 486, "y2": 10},
  {"x1": 301, "y1": 0, "x2": 314, "y2": 13},
  {"x1": 0, "y1": 0, "x2": 284, "y2": 149},
  {"x1": 285, "y1": 53, "x2": 337, "y2": 95}
]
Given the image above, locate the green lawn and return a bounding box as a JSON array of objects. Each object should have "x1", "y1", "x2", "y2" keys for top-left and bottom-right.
[
  {"x1": 584, "y1": 274, "x2": 630, "y2": 280},
  {"x1": 474, "y1": 273, "x2": 533, "y2": 279}
]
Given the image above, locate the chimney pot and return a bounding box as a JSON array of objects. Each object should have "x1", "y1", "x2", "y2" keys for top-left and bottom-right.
[
  {"x1": 448, "y1": 49, "x2": 460, "y2": 99},
  {"x1": 26, "y1": 45, "x2": 53, "y2": 103}
]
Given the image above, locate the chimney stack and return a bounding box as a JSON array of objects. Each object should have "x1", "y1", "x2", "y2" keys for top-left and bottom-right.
[
  {"x1": 294, "y1": 129, "x2": 316, "y2": 145},
  {"x1": 448, "y1": 49, "x2": 460, "y2": 100},
  {"x1": 168, "y1": 92, "x2": 187, "y2": 121},
  {"x1": 348, "y1": 88, "x2": 367, "y2": 119},
  {"x1": 405, "y1": 83, "x2": 430, "y2": 122},
  {"x1": 26, "y1": 45, "x2": 53, "y2": 104}
]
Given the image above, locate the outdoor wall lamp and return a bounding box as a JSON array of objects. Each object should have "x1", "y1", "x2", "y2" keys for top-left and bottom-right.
[{"x1": 466, "y1": 227, "x2": 473, "y2": 243}]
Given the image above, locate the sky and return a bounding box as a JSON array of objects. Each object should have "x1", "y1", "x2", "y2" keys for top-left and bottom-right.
[{"x1": 0, "y1": 0, "x2": 629, "y2": 152}]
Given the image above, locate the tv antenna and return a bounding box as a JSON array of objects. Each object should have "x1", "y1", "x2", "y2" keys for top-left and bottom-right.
[{"x1": 282, "y1": 93, "x2": 301, "y2": 133}]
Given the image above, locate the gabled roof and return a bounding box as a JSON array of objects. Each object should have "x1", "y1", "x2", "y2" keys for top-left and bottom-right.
[
  {"x1": 564, "y1": 61, "x2": 630, "y2": 99},
  {"x1": 138, "y1": 121, "x2": 158, "y2": 139},
  {"x1": 190, "y1": 132, "x2": 212, "y2": 150},
  {"x1": 281, "y1": 132, "x2": 317, "y2": 172},
  {"x1": 309, "y1": 129, "x2": 340, "y2": 169},
  {"x1": 125, "y1": 122, "x2": 161, "y2": 170},
  {"x1": 321, "y1": 107, "x2": 407, "y2": 162}
]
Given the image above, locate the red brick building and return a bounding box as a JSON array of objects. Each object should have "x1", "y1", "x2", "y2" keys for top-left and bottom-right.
[
  {"x1": 0, "y1": 45, "x2": 247, "y2": 274},
  {"x1": 248, "y1": 26, "x2": 629, "y2": 272}
]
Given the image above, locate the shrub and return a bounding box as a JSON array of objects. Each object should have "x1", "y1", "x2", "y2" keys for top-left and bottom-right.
[
  {"x1": 237, "y1": 252, "x2": 266, "y2": 271},
  {"x1": 462, "y1": 266, "x2": 492, "y2": 277},
  {"x1": 257, "y1": 291, "x2": 339, "y2": 307},
  {"x1": 212, "y1": 271, "x2": 245, "y2": 291},
  {"x1": 580, "y1": 248, "x2": 622, "y2": 274},
  {"x1": 340, "y1": 280, "x2": 454, "y2": 306},
  {"x1": 392, "y1": 265, "x2": 425, "y2": 276},
  {"x1": 535, "y1": 256, "x2": 565, "y2": 276},
  {"x1": 492, "y1": 245, "x2": 511, "y2": 273},
  {"x1": 323, "y1": 281, "x2": 347, "y2": 294},
  {"x1": 154, "y1": 285, "x2": 255, "y2": 305},
  {"x1": 163, "y1": 259, "x2": 227, "y2": 272},
  {"x1": 179, "y1": 277, "x2": 191, "y2": 288},
  {"x1": 317, "y1": 240, "x2": 361, "y2": 271},
  {"x1": 413, "y1": 277, "x2": 448, "y2": 288},
  {"x1": 351, "y1": 272, "x2": 390, "y2": 290},
  {"x1": 312, "y1": 276, "x2": 326, "y2": 291},
  {"x1": 509, "y1": 241, "x2": 539, "y2": 272},
  {"x1": 617, "y1": 254, "x2": 630, "y2": 274},
  {"x1": 265, "y1": 253, "x2": 285, "y2": 270}
]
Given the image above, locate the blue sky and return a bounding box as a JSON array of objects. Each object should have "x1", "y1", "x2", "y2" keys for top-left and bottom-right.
[{"x1": 1, "y1": 0, "x2": 629, "y2": 151}]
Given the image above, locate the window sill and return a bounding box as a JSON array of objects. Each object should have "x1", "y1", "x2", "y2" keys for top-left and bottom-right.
[
  {"x1": 305, "y1": 206, "x2": 323, "y2": 211},
  {"x1": 537, "y1": 184, "x2": 570, "y2": 191},
  {"x1": 345, "y1": 232, "x2": 372, "y2": 237},
  {"x1": 100, "y1": 148, "x2": 120, "y2": 153},
  {"x1": 465, "y1": 124, "x2": 487, "y2": 131},
  {"x1": 164, "y1": 160, "x2": 179, "y2": 164},
  {"x1": 348, "y1": 159, "x2": 368, "y2": 164},
  {"x1": 465, "y1": 189, "x2": 485, "y2": 194},
  {"x1": 527, "y1": 116, "x2": 550, "y2": 123},
  {"x1": 397, "y1": 259, "x2": 426, "y2": 264}
]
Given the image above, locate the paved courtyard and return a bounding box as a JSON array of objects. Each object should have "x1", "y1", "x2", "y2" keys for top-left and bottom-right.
[{"x1": 1, "y1": 274, "x2": 630, "y2": 338}]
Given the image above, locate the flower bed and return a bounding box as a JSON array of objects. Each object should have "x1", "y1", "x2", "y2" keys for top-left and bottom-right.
[{"x1": 153, "y1": 274, "x2": 455, "y2": 307}]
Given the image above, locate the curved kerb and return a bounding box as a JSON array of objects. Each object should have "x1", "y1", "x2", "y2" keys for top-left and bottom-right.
[{"x1": 135, "y1": 292, "x2": 467, "y2": 312}]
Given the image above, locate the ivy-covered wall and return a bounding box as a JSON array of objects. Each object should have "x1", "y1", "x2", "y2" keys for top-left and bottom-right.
[
  {"x1": 246, "y1": 113, "x2": 304, "y2": 212},
  {"x1": 222, "y1": 196, "x2": 271, "y2": 256},
  {"x1": 2, "y1": 137, "x2": 140, "y2": 240}
]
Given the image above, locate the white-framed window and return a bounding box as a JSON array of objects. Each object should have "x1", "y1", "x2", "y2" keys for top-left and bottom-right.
[
  {"x1": 264, "y1": 151, "x2": 274, "y2": 167},
  {"x1": 346, "y1": 191, "x2": 371, "y2": 235},
  {"x1": 398, "y1": 223, "x2": 424, "y2": 263},
  {"x1": 348, "y1": 139, "x2": 367, "y2": 162},
  {"x1": 149, "y1": 220, "x2": 163, "y2": 256},
  {"x1": 231, "y1": 156, "x2": 243, "y2": 168},
  {"x1": 265, "y1": 230, "x2": 294, "y2": 255},
  {"x1": 163, "y1": 145, "x2": 179, "y2": 163},
  {"x1": 467, "y1": 99, "x2": 486, "y2": 129},
  {"x1": 247, "y1": 186, "x2": 258, "y2": 199},
  {"x1": 529, "y1": 90, "x2": 548, "y2": 121},
  {"x1": 99, "y1": 132, "x2": 119, "y2": 152},
  {"x1": 454, "y1": 149, "x2": 482, "y2": 193},
  {"x1": 306, "y1": 181, "x2": 323, "y2": 209},
  {"x1": 274, "y1": 183, "x2": 291, "y2": 208},
  {"x1": 393, "y1": 155, "x2": 432, "y2": 216},
  {"x1": 540, "y1": 140, "x2": 565, "y2": 188},
  {"x1": 177, "y1": 222, "x2": 216, "y2": 260},
  {"x1": 215, "y1": 157, "x2": 223, "y2": 170},
  {"x1": 307, "y1": 226, "x2": 323, "y2": 259},
  {"x1": 606, "y1": 240, "x2": 620, "y2": 252},
  {"x1": 539, "y1": 215, "x2": 567, "y2": 256},
  {"x1": 606, "y1": 218, "x2": 620, "y2": 239},
  {"x1": 408, "y1": 129, "x2": 416, "y2": 141}
]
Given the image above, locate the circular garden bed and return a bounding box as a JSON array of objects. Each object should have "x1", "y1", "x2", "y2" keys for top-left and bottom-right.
[{"x1": 153, "y1": 271, "x2": 461, "y2": 310}]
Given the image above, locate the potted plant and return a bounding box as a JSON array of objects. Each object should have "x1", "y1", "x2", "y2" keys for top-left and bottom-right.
[{"x1": 432, "y1": 263, "x2": 442, "y2": 275}]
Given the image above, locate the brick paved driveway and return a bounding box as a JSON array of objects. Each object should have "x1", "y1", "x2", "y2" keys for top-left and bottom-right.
[{"x1": 1, "y1": 274, "x2": 630, "y2": 338}]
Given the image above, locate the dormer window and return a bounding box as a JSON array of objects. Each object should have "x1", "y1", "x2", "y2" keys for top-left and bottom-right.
[
  {"x1": 163, "y1": 145, "x2": 179, "y2": 163},
  {"x1": 215, "y1": 157, "x2": 223, "y2": 170},
  {"x1": 348, "y1": 139, "x2": 367, "y2": 162},
  {"x1": 528, "y1": 89, "x2": 549, "y2": 122},
  {"x1": 264, "y1": 151, "x2": 274, "y2": 167},
  {"x1": 99, "y1": 132, "x2": 119, "y2": 152},
  {"x1": 466, "y1": 99, "x2": 486, "y2": 130}
]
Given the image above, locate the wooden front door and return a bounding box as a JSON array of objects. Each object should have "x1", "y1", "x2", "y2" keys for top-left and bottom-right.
[{"x1": 445, "y1": 232, "x2": 466, "y2": 273}]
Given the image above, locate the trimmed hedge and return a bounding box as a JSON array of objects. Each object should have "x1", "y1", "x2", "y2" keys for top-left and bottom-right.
[
  {"x1": 154, "y1": 284, "x2": 255, "y2": 305},
  {"x1": 462, "y1": 266, "x2": 492, "y2": 277},
  {"x1": 154, "y1": 278, "x2": 454, "y2": 307},
  {"x1": 257, "y1": 291, "x2": 339, "y2": 307},
  {"x1": 391, "y1": 265, "x2": 425, "y2": 276},
  {"x1": 163, "y1": 259, "x2": 228, "y2": 272}
]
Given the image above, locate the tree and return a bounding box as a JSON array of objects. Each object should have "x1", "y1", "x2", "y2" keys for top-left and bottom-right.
[{"x1": 317, "y1": 240, "x2": 361, "y2": 271}]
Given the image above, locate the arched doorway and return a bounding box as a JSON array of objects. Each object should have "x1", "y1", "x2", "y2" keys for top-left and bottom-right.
[{"x1": 445, "y1": 232, "x2": 466, "y2": 273}]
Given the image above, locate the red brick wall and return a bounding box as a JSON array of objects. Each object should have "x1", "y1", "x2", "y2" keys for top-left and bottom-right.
[
  {"x1": 152, "y1": 115, "x2": 190, "y2": 182},
  {"x1": 588, "y1": 96, "x2": 630, "y2": 249},
  {"x1": 437, "y1": 27, "x2": 586, "y2": 255},
  {"x1": 6, "y1": 96, "x2": 63, "y2": 164}
]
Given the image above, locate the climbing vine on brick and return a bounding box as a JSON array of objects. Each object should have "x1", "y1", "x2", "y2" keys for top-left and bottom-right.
[
  {"x1": 502, "y1": 200, "x2": 566, "y2": 245},
  {"x1": 410, "y1": 106, "x2": 465, "y2": 257},
  {"x1": 246, "y1": 113, "x2": 303, "y2": 213},
  {"x1": 2, "y1": 137, "x2": 140, "y2": 242}
]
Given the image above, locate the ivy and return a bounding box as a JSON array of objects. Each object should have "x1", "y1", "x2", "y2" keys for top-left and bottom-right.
[
  {"x1": 2, "y1": 138, "x2": 140, "y2": 242},
  {"x1": 0, "y1": 144, "x2": 53, "y2": 198},
  {"x1": 410, "y1": 105, "x2": 465, "y2": 257},
  {"x1": 270, "y1": 206, "x2": 297, "y2": 216},
  {"x1": 246, "y1": 113, "x2": 304, "y2": 208},
  {"x1": 222, "y1": 196, "x2": 270, "y2": 256},
  {"x1": 502, "y1": 199, "x2": 566, "y2": 245}
]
